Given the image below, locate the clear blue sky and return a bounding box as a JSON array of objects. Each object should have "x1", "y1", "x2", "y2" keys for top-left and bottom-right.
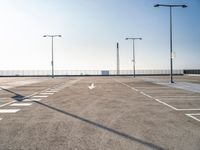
[{"x1": 0, "y1": 0, "x2": 199, "y2": 70}]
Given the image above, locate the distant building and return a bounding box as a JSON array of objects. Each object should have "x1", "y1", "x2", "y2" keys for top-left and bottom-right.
[{"x1": 101, "y1": 70, "x2": 109, "y2": 75}]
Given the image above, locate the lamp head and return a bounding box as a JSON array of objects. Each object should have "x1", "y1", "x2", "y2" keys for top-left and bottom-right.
[
  {"x1": 182, "y1": 5, "x2": 187, "y2": 8},
  {"x1": 154, "y1": 4, "x2": 160, "y2": 7}
]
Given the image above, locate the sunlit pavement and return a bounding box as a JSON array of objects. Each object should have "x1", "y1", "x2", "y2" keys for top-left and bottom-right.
[{"x1": 0, "y1": 76, "x2": 199, "y2": 150}]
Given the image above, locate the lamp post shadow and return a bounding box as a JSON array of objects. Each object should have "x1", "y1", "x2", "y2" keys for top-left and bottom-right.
[{"x1": 34, "y1": 100, "x2": 165, "y2": 150}]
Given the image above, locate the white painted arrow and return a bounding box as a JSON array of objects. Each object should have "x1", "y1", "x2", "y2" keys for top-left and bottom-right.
[{"x1": 88, "y1": 83, "x2": 96, "y2": 90}]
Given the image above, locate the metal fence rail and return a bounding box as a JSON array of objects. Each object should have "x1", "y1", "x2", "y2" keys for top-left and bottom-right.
[
  {"x1": 184, "y1": 69, "x2": 200, "y2": 75},
  {"x1": 0, "y1": 70, "x2": 184, "y2": 76}
]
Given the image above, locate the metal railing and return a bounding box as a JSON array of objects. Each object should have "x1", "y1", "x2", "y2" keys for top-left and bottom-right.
[
  {"x1": 0, "y1": 69, "x2": 184, "y2": 76},
  {"x1": 184, "y1": 69, "x2": 200, "y2": 75}
]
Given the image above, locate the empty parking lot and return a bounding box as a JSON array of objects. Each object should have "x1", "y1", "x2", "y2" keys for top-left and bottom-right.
[{"x1": 0, "y1": 76, "x2": 200, "y2": 150}]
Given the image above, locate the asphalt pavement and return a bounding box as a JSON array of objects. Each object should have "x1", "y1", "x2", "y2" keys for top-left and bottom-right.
[{"x1": 0, "y1": 76, "x2": 199, "y2": 150}]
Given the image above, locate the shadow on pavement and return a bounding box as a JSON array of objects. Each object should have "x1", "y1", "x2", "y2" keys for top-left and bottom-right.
[
  {"x1": 35, "y1": 101, "x2": 165, "y2": 150},
  {"x1": 0, "y1": 87, "x2": 165, "y2": 149},
  {"x1": 0, "y1": 87, "x2": 25, "y2": 101}
]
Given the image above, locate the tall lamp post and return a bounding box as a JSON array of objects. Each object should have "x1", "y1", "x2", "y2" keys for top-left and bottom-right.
[
  {"x1": 154, "y1": 4, "x2": 187, "y2": 83},
  {"x1": 125, "y1": 38, "x2": 142, "y2": 77},
  {"x1": 116, "y1": 42, "x2": 120, "y2": 75},
  {"x1": 43, "y1": 35, "x2": 62, "y2": 78}
]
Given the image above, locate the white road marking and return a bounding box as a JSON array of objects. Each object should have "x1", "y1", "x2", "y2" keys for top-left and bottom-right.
[
  {"x1": 154, "y1": 99, "x2": 178, "y2": 110},
  {"x1": 113, "y1": 79, "x2": 139, "y2": 92},
  {"x1": 88, "y1": 83, "x2": 96, "y2": 90},
  {"x1": 23, "y1": 99, "x2": 41, "y2": 102},
  {"x1": 24, "y1": 90, "x2": 47, "y2": 99},
  {"x1": 52, "y1": 88, "x2": 60, "y2": 90},
  {"x1": 187, "y1": 113, "x2": 200, "y2": 116},
  {"x1": 40, "y1": 93, "x2": 54, "y2": 95},
  {"x1": 0, "y1": 78, "x2": 83, "y2": 109},
  {"x1": 177, "y1": 108, "x2": 200, "y2": 111},
  {"x1": 0, "y1": 118, "x2": 2, "y2": 121},
  {"x1": 161, "y1": 98, "x2": 200, "y2": 101},
  {"x1": 0, "y1": 98, "x2": 12, "y2": 100},
  {"x1": 138, "y1": 87, "x2": 169, "y2": 89},
  {"x1": 186, "y1": 74, "x2": 200, "y2": 77},
  {"x1": 132, "y1": 87, "x2": 139, "y2": 91},
  {"x1": 46, "y1": 90, "x2": 58, "y2": 92},
  {"x1": 0, "y1": 87, "x2": 50, "y2": 108},
  {"x1": 113, "y1": 78, "x2": 178, "y2": 110},
  {"x1": 159, "y1": 96, "x2": 200, "y2": 98},
  {"x1": 186, "y1": 113, "x2": 200, "y2": 122},
  {"x1": 0, "y1": 101, "x2": 14, "y2": 108},
  {"x1": 140, "y1": 92, "x2": 152, "y2": 99},
  {"x1": 114, "y1": 78, "x2": 200, "y2": 112},
  {"x1": 33, "y1": 95, "x2": 48, "y2": 98},
  {"x1": 0, "y1": 109, "x2": 20, "y2": 113},
  {"x1": 10, "y1": 103, "x2": 32, "y2": 106}
]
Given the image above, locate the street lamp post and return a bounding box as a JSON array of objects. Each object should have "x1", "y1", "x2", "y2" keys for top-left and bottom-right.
[
  {"x1": 125, "y1": 38, "x2": 142, "y2": 77},
  {"x1": 154, "y1": 4, "x2": 187, "y2": 83},
  {"x1": 116, "y1": 42, "x2": 120, "y2": 75},
  {"x1": 43, "y1": 35, "x2": 62, "y2": 78}
]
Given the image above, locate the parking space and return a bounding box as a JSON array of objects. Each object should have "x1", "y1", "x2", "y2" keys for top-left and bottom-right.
[
  {"x1": 0, "y1": 76, "x2": 199, "y2": 150},
  {"x1": 0, "y1": 77, "x2": 80, "y2": 117},
  {"x1": 117, "y1": 76, "x2": 200, "y2": 118},
  {"x1": 186, "y1": 113, "x2": 200, "y2": 122}
]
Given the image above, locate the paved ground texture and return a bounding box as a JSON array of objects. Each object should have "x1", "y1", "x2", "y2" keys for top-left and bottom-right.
[{"x1": 0, "y1": 76, "x2": 200, "y2": 150}]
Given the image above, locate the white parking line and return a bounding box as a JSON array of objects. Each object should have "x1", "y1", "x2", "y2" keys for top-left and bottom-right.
[
  {"x1": 33, "y1": 95, "x2": 48, "y2": 98},
  {"x1": 177, "y1": 108, "x2": 200, "y2": 111},
  {"x1": 186, "y1": 113, "x2": 200, "y2": 122},
  {"x1": 113, "y1": 79, "x2": 139, "y2": 92},
  {"x1": 0, "y1": 86, "x2": 52, "y2": 108},
  {"x1": 40, "y1": 93, "x2": 54, "y2": 95},
  {"x1": 0, "y1": 98, "x2": 11, "y2": 100},
  {"x1": 0, "y1": 78, "x2": 83, "y2": 109},
  {"x1": 114, "y1": 78, "x2": 178, "y2": 110},
  {"x1": 23, "y1": 99, "x2": 41, "y2": 102},
  {"x1": 160, "y1": 96, "x2": 200, "y2": 98},
  {"x1": 135, "y1": 87, "x2": 169, "y2": 89},
  {"x1": 154, "y1": 99, "x2": 178, "y2": 110},
  {"x1": 0, "y1": 109, "x2": 20, "y2": 113},
  {"x1": 160, "y1": 98, "x2": 200, "y2": 101},
  {"x1": 132, "y1": 88, "x2": 139, "y2": 91},
  {"x1": 10, "y1": 103, "x2": 32, "y2": 106},
  {"x1": 140, "y1": 92, "x2": 152, "y2": 99},
  {"x1": 46, "y1": 90, "x2": 58, "y2": 93},
  {"x1": 114, "y1": 78, "x2": 200, "y2": 112},
  {"x1": 0, "y1": 101, "x2": 14, "y2": 108}
]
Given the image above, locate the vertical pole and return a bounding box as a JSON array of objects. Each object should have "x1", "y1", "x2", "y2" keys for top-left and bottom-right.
[
  {"x1": 133, "y1": 40, "x2": 135, "y2": 78},
  {"x1": 117, "y1": 42, "x2": 119, "y2": 75},
  {"x1": 52, "y1": 37, "x2": 54, "y2": 78},
  {"x1": 170, "y1": 7, "x2": 173, "y2": 83}
]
